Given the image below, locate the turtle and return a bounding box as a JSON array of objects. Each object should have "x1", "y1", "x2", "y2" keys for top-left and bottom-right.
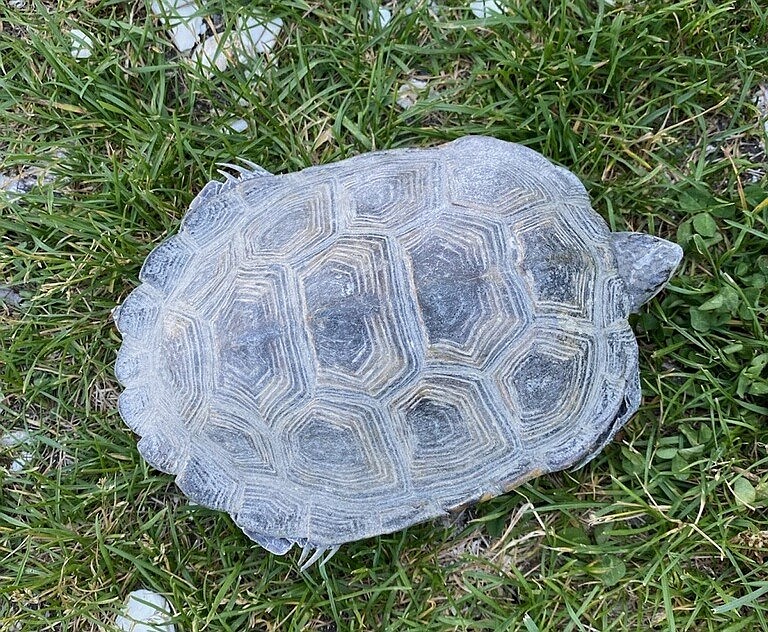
[{"x1": 114, "y1": 136, "x2": 683, "y2": 570}]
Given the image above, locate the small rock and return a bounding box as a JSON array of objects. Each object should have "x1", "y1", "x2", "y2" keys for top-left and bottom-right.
[
  {"x1": 755, "y1": 84, "x2": 768, "y2": 137},
  {"x1": 470, "y1": 0, "x2": 503, "y2": 18},
  {"x1": 0, "y1": 286, "x2": 23, "y2": 309},
  {"x1": 195, "y1": 35, "x2": 229, "y2": 74},
  {"x1": 0, "y1": 165, "x2": 56, "y2": 194},
  {"x1": 9, "y1": 0, "x2": 26, "y2": 9},
  {"x1": 235, "y1": 16, "x2": 283, "y2": 61},
  {"x1": 150, "y1": 0, "x2": 206, "y2": 53},
  {"x1": 1, "y1": 430, "x2": 33, "y2": 472},
  {"x1": 115, "y1": 590, "x2": 175, "y2": 632},
  {"x1": 397, "y1": 78, "x2": 428, "y2": 109},
  {"x1": 70, "y1": 29, "x2": 93, "y2": 59},
  {"x1": 226, "y1": 118, "x2": 248, "y2": 133},
  {"x1": 368, "y1": 6, "x2": 392, "y2": 28}
]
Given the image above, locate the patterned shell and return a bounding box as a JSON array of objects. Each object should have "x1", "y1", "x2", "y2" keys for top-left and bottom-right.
[{"x1": 114, "y1": 136, "x2": 670, "y2": 568}]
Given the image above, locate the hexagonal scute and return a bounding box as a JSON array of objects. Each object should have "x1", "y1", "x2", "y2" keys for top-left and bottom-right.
[
  {"x1": 341, "y1": 153, "x2": 442, "y2": 230},
  {"x1": 280, "y1": 393, "x2": 409, "y2": 502},
  {"x1": 242, "y1": 181, "x2": 340, "y2": 264},
  {"x1": 514, "y1": 218, "x2": 597, "y2": 317},
  {"x1": 402, "y1": 217, "x2": 531, "y2": 367},
  {"x1": 202, "y1": 408, "x2": 278, "y2": 478},
  {"x1": 498, "y1": 329, "x2": 599, "y2": 455},
  {"x1": 391, "y1": 371, "x2": 525, "y2": 506},
  {"x1": 300, "y1": 235, "x2": 422, "y2": 396},
  {"x1": 209, "y1": 263, "x2": 312, "y2": 423},
  {"x1": 155, "y1": 309, "x2": 215, "y2": 425},
  {"x1": 444, "y1": 136, "x2": 576, "y2": 213},
  {"x1": 172, "y1": 240, "x2": 240, "y2": 320}
]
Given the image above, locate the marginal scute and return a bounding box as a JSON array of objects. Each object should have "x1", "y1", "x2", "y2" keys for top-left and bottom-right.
[
  {"x1": 182, "y1": 189, "x2": 249, "y2": 245},
  {"x1": 514, "y1": 218, "x2": 597, "y2": 317},
  {"x1": 137, "y1": 429, "x2": 187, "y2": 474},
  {"x1": 139, "y1": 234, "x2": 195, "y2": 295},
  {"x1": 245, "y1": 532, "x2": 295, "y2": 555},
  {"x1": 444, "y1": 136, "x2": 573, "y2": 212},
  {"x1": 114, "y1": 285, "x2": 160, "y2": 340},
  {"x1": 114, "y1": 135, "x2": 682, "y2": 559},
  {"x1": 117, "y1": 387, "x2": 152, "y2": 433},
  {"x1": 236, "y1": 490, "x2": 303, "y2": 542},
  {"x1": 114, "y1": 342, "x2": 144, "y2": 385},
  {"x1": 176, "y1": 449, "x2": 244, "y2": 512}
]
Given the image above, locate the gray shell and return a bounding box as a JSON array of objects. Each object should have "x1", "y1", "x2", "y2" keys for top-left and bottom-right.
[{"x1": 114, "y1": 136, "x2": 682, "y2": 567}]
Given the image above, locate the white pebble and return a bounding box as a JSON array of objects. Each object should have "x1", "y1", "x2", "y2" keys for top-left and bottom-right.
[
  {"x1": 470, "y1": 0, "x2": 503, "y2": 18},
  {"x1": 1, "y1": 430, "x2": 33, "y2": 472},
  {"x1": 9, "y1": 0, "x2": 26, "y2": 9},
  {"x1": 196, "y1": 35, "x2": 228, "y2": 74},
  {"x1": 115, "y1": 590, "x2": 175, "y2": 632},
  {"x1": 150, "y1": 0, "x2": 206, "y2": 53},
  {"x1": 235, "y1": 16, "x2": 283, "y2": 61},
  {"x1": 755, "y1": 84, "x2": 768, "y2": 136},
  {"x1": 368, "y1": 6, "x2": 392, "y2": 28},
  {"x1": 70, "y1": 29, "x2": 93, "y2": 59},
  {"x1": 0, "y1": 165, "x2": 55, "y2": 194},
  {"x1": 169, "y1": 9, "x2": 204, "y2": 52},
  {"x1": 396, "y1": 78, "x2": 428, "y2": 109},
  {"x1": 226, "y1": 118, "x2": 248, "y2": 133}
]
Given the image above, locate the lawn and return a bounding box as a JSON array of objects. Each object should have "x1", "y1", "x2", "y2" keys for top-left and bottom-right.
[{"x1": 1, "y1": 0, "x2": 767, "y2": 630}]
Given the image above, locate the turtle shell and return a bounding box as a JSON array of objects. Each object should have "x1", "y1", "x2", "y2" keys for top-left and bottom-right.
[{"x1": 114, "y1": 136, "x2": 653, "y2": 565}]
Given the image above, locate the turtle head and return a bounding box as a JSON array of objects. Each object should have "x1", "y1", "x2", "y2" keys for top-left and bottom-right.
[{"x1": 610, "y1": 232, "x2": 683, "y2": 313}]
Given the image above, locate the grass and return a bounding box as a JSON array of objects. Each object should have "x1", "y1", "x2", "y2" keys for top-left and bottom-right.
[{"x1": 1, "y1": 0, "x2": 767, "y2": 629}]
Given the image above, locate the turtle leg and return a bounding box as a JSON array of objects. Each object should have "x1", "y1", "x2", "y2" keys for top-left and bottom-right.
[
  {"x1": 610, "y1": 232, "x2": 683, "y2": 312},
  {"x1": 216, "y1": 161, "x2": 273, "y2": 185},
  {"x1": 237, "y1": 158, "x2": 273, "y2": 177},
  {"x1": 299, "y1": 547, "x2": 326, "y2": 572},
  {"x1": 318, "y1": 545, "x2": 340, "y2": 568},
  {"x1": 297, "y1": 542, "x2": 313, "y2": 567},
  {"x1": 297, "y1": 543, "x2": 341, "y2": 571}
]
